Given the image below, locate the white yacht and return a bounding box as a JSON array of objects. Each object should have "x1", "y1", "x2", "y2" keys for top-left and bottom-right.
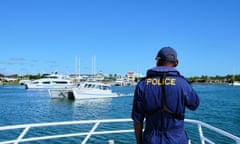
[
  {"x1": 24, "y1": 74, "x2": 75, "y2": 89},
  {"x1": 49, "y1": 81, "x2": 118, "y2": 100}
]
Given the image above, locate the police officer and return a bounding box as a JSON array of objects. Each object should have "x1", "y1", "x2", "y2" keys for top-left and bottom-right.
[{"x1": 131, "y1": 47, "x2": 199, "y2": 144}]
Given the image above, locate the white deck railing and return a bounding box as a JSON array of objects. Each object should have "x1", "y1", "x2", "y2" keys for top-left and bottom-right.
[{"x1": 0, "y1": 118, "x2": 239, "y2": 144}]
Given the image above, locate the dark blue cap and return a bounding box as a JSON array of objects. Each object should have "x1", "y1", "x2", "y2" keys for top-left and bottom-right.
[{"x1": 155, "y1": 47, "x2": 178, "y2": 62}]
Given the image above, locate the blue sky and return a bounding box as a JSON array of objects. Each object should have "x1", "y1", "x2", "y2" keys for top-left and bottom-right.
[{"x1": 0, "y1": 0, "x2": 240, "y2": 77}]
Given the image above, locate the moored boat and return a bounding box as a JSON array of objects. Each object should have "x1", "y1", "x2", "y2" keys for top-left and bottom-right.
[
  {"x1": 48, "y1": 81, "x2": 119, "y2": 100},
  {"x1": 24, "y1": 73, "x2": 75, "y2": 89},
  {"x1": 230, "y1": 81, "x2": 240, "y2": 86}
]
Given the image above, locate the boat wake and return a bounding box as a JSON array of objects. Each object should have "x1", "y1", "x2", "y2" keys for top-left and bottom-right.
[{"x1": 116, "y1": 92, "x2": 134, "y2": 97}]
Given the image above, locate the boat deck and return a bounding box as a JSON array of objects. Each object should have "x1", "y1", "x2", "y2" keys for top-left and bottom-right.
[{"x1": 0, "y1": 118, "x2": 239, "y2": 144}]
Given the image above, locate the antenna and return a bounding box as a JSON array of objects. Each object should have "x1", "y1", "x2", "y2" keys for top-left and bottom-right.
[
  {"x1": 92, "y1": 56, "x2": 96, "y2": 80},
  {"x1": 76, "y1": 56, "x2": 80, "y2": 78}
]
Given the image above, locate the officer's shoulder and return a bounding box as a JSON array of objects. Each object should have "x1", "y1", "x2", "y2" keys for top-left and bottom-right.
[{"x1": 137, "y1": 77, "x2": 148, "y2": 83}]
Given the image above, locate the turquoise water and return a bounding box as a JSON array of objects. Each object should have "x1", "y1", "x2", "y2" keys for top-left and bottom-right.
[{"x1": 0, "y1": 84, "x2": 239, "y2": 143}]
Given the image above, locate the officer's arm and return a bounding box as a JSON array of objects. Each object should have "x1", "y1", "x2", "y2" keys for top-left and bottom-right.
[
  {"x1": 134, "y1": 121, "x2": 143, "y2": 144},
  {"x1": 132, "y1": 82, "x2": 144, "y2": 144},
  {"x1": 185, "y1": 86, "x2": 200, "y2": 110}
]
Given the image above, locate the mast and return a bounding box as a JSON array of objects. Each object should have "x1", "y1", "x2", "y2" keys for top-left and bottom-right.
[
  {"x1": 92, "y1": 56, "x2": 96, "y2": 81},
  {"x1": 75, "y1": 56, "x2": 80, "y2": 79}
]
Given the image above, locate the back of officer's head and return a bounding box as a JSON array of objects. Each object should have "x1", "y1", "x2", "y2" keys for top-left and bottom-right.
[{"x1": 155, "y1": 47, "x2": 179, "y2": 67}]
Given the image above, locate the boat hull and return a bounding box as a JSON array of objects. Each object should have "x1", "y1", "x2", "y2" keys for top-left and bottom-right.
[
  {"x1": 233, "y1": 81, "x2": 240, "y2": 86},
  {"x1": 49, "y1": 89, "x2": 118, "y2": 100},
  {"x1": 48, "y1": 89, "x2": 74, "y2": 99},
  {"x1": 72, "y1": 89, "x2": 118, "y2": 99}
]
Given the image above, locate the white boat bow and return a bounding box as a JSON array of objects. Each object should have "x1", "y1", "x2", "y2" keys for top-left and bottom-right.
[{"x1": 0, "y1": 118, "x2": 239, "y2": 144}]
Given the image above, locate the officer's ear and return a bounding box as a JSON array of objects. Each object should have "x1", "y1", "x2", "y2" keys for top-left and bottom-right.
[
  {"x1": 156, "y1": 58, "x2": 162, "y2": 66},
  {"x1": 174, "y1": 60, "x2": 179, "y2": 67}
]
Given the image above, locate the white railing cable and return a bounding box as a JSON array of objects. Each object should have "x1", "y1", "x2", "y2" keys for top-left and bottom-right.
[{"x1": 184, "y1": 119, "x2": 240, "y2": 144}]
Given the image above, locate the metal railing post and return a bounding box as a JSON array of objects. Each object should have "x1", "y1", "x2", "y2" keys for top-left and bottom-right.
[
  {"x1": 14, "y1": 127, "x2": 30, "y2": 144},
  {"x1": 81, "y1": 121, "x2": 100, "y2": 144},
  {"x1": 198, "y1": 123, "x2": 205, "y2": 144}
]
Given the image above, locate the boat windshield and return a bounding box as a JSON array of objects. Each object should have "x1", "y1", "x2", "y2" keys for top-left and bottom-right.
[
  {"x1": 83, "y1": 83, "x2": 110, "y2": 90},
  {"x1": 102, "y1": 85, "x2": 109, "y2": 90},
  {"x1": 83, "y1": 84, "x2": 93, "y2": 88}
]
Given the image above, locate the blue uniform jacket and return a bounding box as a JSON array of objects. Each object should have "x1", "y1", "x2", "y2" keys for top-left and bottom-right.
[{"x1": 132, "y1": 66, "x2": 199, "y2": 144}]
